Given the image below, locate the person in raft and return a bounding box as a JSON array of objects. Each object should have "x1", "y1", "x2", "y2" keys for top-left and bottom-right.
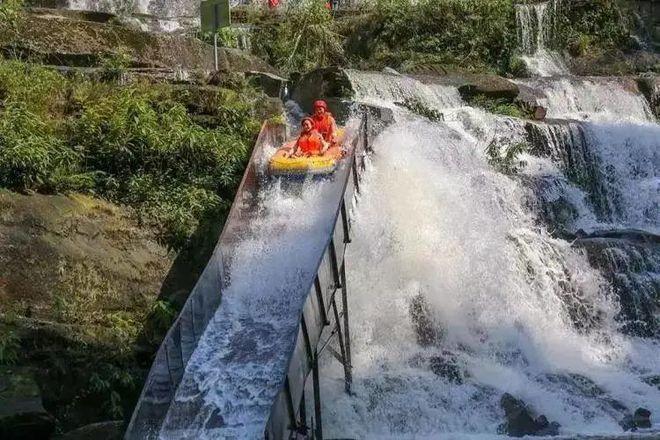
[
  {"x1": 312, "y1": 100, "x2": 338, "y2": 144},
  {"x1": 287, "y1": 117, "x2": 329, "y2": 158}
]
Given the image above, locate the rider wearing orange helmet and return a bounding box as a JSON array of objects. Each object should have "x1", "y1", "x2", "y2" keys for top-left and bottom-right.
[{"x1": 312, "y1": 100, "x2": 338, "y2": 144}]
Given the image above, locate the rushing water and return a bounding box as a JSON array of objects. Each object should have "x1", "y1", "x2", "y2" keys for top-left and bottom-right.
[
  {"x1": 68, "y1": 0, "x2": 198, "y2": 18},
  {"x1": 515, "y1": 0, "x2": 568, "y2": 77},
  {"x1": 321, "y1": 72, "x2": 659, "y2": 438}
]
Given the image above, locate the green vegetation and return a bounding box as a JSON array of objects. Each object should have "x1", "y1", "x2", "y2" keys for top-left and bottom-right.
[
  {"x1": 554, "y1": 0, "x2": 632, "y2": 55},
  {"x1": 0, "y1": 324, "x2": 20, "y2": 365},
  {"x1": 337, "y1": 0, "x2": 519, "y2": 73},
  {"x1": 397, "y1": 97, "x2": 445, "y2": 122},
  {"x1": 486, "y1": 140, "x2": 529, "y2": 175},
  {"x1": 468, "y1": 94, "x2": 533, "y2": 119},
  {"x1": 249, "y1": 0, "x2": 345, "y2": 73},
  {"x1": 0, "y1": 60, "x2": 262, "y2": 250},
  {"x1": 244, "y1": 0, "x2": 639, "y2": 75},
  {"x1": 0, "y1": 0, "x2": 24, "y2": 37}
]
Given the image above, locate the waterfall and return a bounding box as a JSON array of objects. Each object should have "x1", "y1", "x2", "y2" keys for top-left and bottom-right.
[
  {"x1": 67, "y1": 0, "x2": 199, "y2": 18},
  {"x1": 515, "y1": 0, "x2": 568, "y2": 77},
  {"x1": 345, "y1": 70, "x2": 464, "y2": 110},
  {"x1": 516, "y1": 77, "x2": 655, "y2": 123},
  {"x1": 321, "y1": 72, "x2": 660, "y2": 438}
]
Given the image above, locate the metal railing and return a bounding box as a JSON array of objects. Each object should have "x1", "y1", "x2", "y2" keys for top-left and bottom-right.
[
  {"x1": 126, "y1": 111, "x2": 375, "y2": 440},
  {"x1": 265, "y1": 113, "x2": 371, "y2": 440}
]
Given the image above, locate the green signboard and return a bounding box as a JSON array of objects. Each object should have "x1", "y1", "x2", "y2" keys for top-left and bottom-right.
[{"x1": 201, "y1": 0, "x2": 230, "y2": 33}]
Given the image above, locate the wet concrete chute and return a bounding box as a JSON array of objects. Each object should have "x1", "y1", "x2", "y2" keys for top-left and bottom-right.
[{"x1": 125, "y1": 108, "x2": 390, "y2": 439}]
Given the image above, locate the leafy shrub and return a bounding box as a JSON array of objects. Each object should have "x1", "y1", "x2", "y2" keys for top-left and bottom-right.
[
  {"x1": 0, "y1": 103, "x2": 76, "y2": 191},
  {"x1": 0, "y1": 325, "x2": 20, "y2": 365},
  {"x1": 98, "y1": 49, "x2": 132, "y2": 82},
  {"x1": 340, "y1": 0, "x2": 519, "y2": 73},
  {"x1": 397, "y1": 97, "x2": 445, "y2": 122},
  {"x1": 554, "y1": 0, "x2": 631, "y2": 52},
  {"x1": 486, "y1": 140, "x2": 528, "y2": 175},
  {"x1": 0, "y1": 60, "x2": 262, "y2": 250},
  {"x1": 249, "y1": 0, "x2": 345, "y2": 73},
  {"x1": 508, "y1": 55, "x2": 529, "y2": 78},
  {"x1": 0, "y1": 0, "x2": 24, "y2": 40},
  {"x1": 468, "y1": 94, "x2": 532, "y2": 119}
]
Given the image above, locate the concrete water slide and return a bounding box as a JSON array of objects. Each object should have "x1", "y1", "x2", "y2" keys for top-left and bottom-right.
[{"x1": 125, "y1": 114, "x2": 372, "y2": 439}]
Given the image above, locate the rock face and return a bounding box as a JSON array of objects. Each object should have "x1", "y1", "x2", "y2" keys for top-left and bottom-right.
[
  {"x1": 575, "y1": 231, "x2": 659, "y2": 337},
  {"x1": 0, "y1": 191, "x2": 172, "y2": 432},
  {"x1": 3, "y1": 9, "x2": 280, "y2": 73},
  {"x1": 633, "y1": 408, "x2": 652, "y2": 429},
  {"x1": 413, "y1": 72, "x2": 520, "y2": 101},
  {"x1": 27, "y1": 0, "x2": 199, "y2": 20},
  {"x1": 291, "y1": 67, "x2": 354, "y2": 117},
  {"x1": 0, "y1": 368, "x2": 55, "y2": 440},
  {"x1": 637, "y1": 75, "x2": 660, "y2": 119},
  {"x1": 498, "y1": 393, "x2": 560, "y2": 437},
  {"x1": 60, "y1": 420, "x2": 123, "y2": 440}
]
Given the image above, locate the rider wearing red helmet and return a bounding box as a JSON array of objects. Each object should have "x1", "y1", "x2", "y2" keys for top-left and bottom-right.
[{"x1": 312, "y1": 100, "x2": 338, "y2": 144}]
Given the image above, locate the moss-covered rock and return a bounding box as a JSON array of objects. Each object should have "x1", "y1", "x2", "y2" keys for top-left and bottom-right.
[
  {"x1": 2, "y1": 9, "x2": 280, "y2": 74},
  {"x1": 0, "y1": 190, "x2": 172, "y2": 432}
]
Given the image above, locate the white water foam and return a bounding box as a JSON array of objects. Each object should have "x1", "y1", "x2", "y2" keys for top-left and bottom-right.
[
  {"x1": 321, "y1": 73, "x2": 660, "y2": 438},
  {"x1": 516, "y1": 77, "x2": 656, "y2": 123},
  {"x1": 346, "y1": 70, "x2": 464, "y2": 111},
  {"x1": 321, "y1": 118, "x2": 659, "y2": 438},
  {"x1": 515, "y1": 0, "x2": 568, "y2": 77}
]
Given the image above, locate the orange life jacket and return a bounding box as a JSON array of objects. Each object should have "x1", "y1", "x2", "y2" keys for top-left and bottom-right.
[
  {"x1": 297, "y1": 130, "x2": 324, "y2": 155},
  {"x1": 313, "y1": 113, "x2": 336, "y2": 142}
]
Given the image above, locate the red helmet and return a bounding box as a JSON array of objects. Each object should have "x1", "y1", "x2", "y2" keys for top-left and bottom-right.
[{"x1": 313, "y1": 100, "x2": 328, "y2": 110}]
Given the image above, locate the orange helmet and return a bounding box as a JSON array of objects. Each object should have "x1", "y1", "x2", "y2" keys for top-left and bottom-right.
[{"x1": 313, "y1": 100, "x2": 328, "y2": 110}]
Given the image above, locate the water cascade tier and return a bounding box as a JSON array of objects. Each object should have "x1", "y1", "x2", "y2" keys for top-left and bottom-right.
[
  {"x1": 320, "y1": 70, "x2": 659, "y2": 438},
  {"x1": 515, "y1": 0, "x2": 568, "y2": 77}
]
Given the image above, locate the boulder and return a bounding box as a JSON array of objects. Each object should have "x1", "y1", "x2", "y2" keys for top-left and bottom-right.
[
  {"x1": 636, "y1": 75, "x2": 660, "y2": 119},
  {"x1": 499, "y1": 393, "x2": 560, "y2": 437},
  {"x1": 428, "y1": 355, "x2": 464, "y2": 384},
  {"x1": 619, "y1": 414, "x2": 636, "y2": 431},
  {"x1": 290, "y1": 67, "x2": 354, "y2": 115},
  {"x1": 60, "y1": 421, "x2": 123, "y2": 440},
  {"x1": 245, "y1": 71, "x2": 288, "y2": 98},
  {"x1": 499, "y1": 393, "x2": 539, "y2": 437},
  {"x1": 534, "y1": 415, "x2": 561, "y2": 436},
  {"x1": 409, "y1": 294, "x2": 443, "y2": 347},
  {"x1": 633, "y1": 408, "x2": 652, "y2": 429},
  {"x1": 0, "y1": 368, "x2": 55, "y2": 440},
  {"x1": 413, "y1": 72, "x2": 520, "y2": 101},
  {"x1": 456, "y1": 74, "x2": 520, "y2": 101}
]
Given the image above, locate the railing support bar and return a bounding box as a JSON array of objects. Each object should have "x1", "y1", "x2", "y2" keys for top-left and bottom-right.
[
  {"x1": 312, "y1": 355, "x2": 323, "y2": 440},
  {"x1": 340, "y1": 262, "x2": 353, "y2": 394}
]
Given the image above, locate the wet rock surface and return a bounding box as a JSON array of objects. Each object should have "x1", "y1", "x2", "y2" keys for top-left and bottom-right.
[
  {"x1": 59, "y1": 421, "x2": 123, "y2": 440},
  {"x1": 498, "y1": 393, "x2": 560, "y2": 437},
  {"x1": 575, "y1": 231, "x2": 660, "y2": 337},
  {"x1": 633, "y1": 408, "x2": 652, "y2": 429},
  {"x1": 0, "y1": 368, "x2": 55, "y2": 440},
  {"x1": 637, "y1": 75, "x2": 660, "y2": 119}
]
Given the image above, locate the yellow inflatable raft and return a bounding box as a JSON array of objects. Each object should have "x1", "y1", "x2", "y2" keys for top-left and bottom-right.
[{"x1": 268, "y1": 128, "x2": 346, "y2": 176}]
